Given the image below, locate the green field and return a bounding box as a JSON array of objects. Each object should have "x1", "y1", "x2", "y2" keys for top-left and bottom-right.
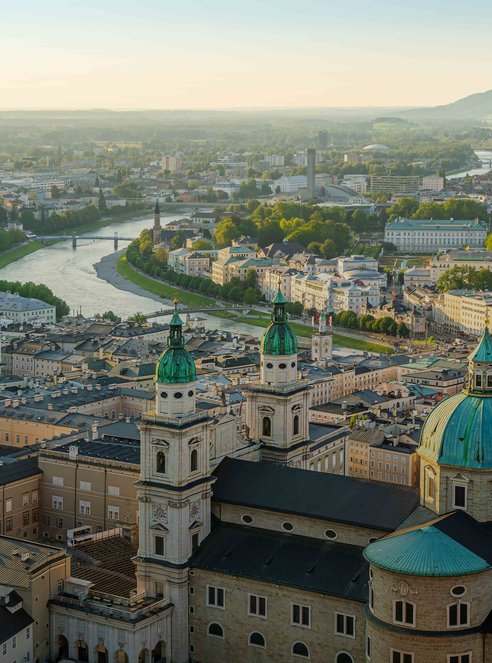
[
  {"x1": 0, "y1": 241, "x2": 46, "y2": 270},
  {"x1": 116, "y1": 256, "x2": 215, "y2": 307}
]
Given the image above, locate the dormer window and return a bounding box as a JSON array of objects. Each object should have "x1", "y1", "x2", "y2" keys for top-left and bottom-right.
[{"x1": 475, "y1": 374, "x2": 482, "y2": 388}]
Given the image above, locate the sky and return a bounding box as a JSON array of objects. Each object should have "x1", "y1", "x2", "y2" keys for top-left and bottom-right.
[{"x1": 1, "y1": 0, "x2": 491, "y2": 110}]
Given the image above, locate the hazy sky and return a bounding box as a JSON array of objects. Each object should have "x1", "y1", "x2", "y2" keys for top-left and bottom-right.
[{"x1": 2, "y1": 0, "x2": 491, "y2": 109}]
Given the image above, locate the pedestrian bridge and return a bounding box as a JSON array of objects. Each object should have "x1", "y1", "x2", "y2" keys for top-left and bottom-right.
[
  {"x1": 38, "y1": 232, "x2": 137, "y2": 249},
  {"x1": 146, "y1": 304, "x2": 247, "y2": 318}
]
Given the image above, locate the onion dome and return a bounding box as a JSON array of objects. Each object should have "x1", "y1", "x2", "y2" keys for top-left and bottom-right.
[
  {"x1": 419, "y1": 326, "x2": 492, "y2": 469},
  {"x1": 260, "y1": 289, "x2": 298, "y2": 356},
  {"x1": 156, "y1": 302, "x2": 196, "y2": 384}
]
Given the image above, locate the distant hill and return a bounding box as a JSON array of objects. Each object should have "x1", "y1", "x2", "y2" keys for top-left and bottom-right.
[{"x1": 393, "y1": 89, "x2": 492, "y2": 121}]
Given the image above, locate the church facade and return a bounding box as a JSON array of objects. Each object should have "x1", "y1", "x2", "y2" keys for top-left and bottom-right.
[{"x1": 47, "y1": 298, "x2": 492, "y2": 662}]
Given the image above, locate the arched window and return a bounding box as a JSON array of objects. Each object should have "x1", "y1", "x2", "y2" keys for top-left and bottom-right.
[
  {"x1": 293, "y1": 415, "x2": 299, "y2": 436},
  {"x1": 190, "y1": 449, "x2": 198, "y2": 472},
  {"x1": 447, "y1": 602, "x2": 470, "y2": 628},
  {"x1": 394, "y1": 600, "x2": 415, "y2": 626},
  {"x1": 262, "y1": 416, "x2": 271, "y2": 437},
  {"x1": 336, "y1": 654, "x2": 353, "y2": 663},
  {"x1": 208, "y1": 622, "x2": 224, "y2": 638},
  {"x1": 249, "y1": 632, "x2": 266, "y2": 648},
  {"x1": 156, "y1": 451, "x2": 166, "y2": 474},
  {"x1": 292, "y1": 642, "x2": 309, "y2": 658}
]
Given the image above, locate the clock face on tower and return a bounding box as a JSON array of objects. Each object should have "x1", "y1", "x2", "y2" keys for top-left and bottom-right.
[{"x1": 152, "y1": 503, "x2": 168, "y2": 524}]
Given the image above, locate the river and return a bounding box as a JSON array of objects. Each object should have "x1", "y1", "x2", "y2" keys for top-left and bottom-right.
[
  {"x1": 446, "y1": 149, "x2": 492, "y2": 180},
  {"x1": 0, "y1": 213, "x2": 264, "y2": 337}
]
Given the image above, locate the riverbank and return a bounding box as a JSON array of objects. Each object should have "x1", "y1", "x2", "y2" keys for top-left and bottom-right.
[
  {"x1": 105, "y1": 254, "x2": 392, "y2": 353},
  {"x1": 0, "y1": 209, "x2": 156, "y2": 273}
]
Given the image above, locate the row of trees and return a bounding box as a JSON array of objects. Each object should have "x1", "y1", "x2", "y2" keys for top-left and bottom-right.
[
  {"x1": 20, "y1": 201, "x2": 148, "y2": 234},
  {"x1": 335, "y1": 310, "x2": 410, "y2": 338},
  {"x1": 386, "y1": 197, "x2": 489, "y2": 222},
  {"x1": 0, "y1": 280, "x2": 69, "y2": 319},
  {"x1": 436, "y1": 265, "x2": 492, "y2": 293},
  {"x1": 127, "y1": 235, "x2": 264, "y2": 305},
  {"x1": 0, "y1": 228, "x2": 26, "y2": 252}
]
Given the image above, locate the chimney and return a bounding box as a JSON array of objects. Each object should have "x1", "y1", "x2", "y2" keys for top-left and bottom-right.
[
  {"x1": 91, "y1": 421, "x2": 98, "y2": 439},
  {"x1": 68, "y1": 445, "x2": 78, "y2": 460}
]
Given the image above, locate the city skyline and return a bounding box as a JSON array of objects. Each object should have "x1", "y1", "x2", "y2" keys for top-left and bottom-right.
[{"x1": 2, "y1": 0, "x2": 492, "y2": 110}]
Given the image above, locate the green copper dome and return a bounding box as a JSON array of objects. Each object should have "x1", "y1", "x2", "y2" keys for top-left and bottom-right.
[
  {"x1": 260, "y1": 289, "x2": 298, "y2": 356},
  {"x1": 419, "y1": 326, "x2": 492, "y2": 469},
  {"x1": 156, "y1": 306, "x2": 196, "y2": 384},
  {"x1": 364, "y1": 518, "x2": 490, "y2": 577}
]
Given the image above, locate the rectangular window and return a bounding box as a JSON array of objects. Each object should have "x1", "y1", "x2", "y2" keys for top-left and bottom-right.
[
  {"x1": 12, "y1": 635, "x2": 16, "y2": 649},
  {"x1": 392, "y1": 651, "x2": 414, "y2": 663},
  {"x1": 155, "y1": 581, "x2": 164, "y2": 598},
  {"x1": 108, "y1": 485, "x2": 120, "y2": 496},
  {"x1": 249, "y1": 594, "x2": 267, "y2": 618},
  {"x1": 108, "y1": 506, "x2": 120, "y2": 520},
  {"x1": 26, "y1": 626, "x2": 30, "y2": 640},
  {"x1": 31, "y1": 490, "x2": 38, "y2": 503},
  {"x1": 449, "y1": 655, "x2": 471, "y2": 663},
  {"x1": 366, "y1": 635, "x2": 371, "y2": 659},
  {"x1": 56, "y1": 517, "x2": 63, "y2": 528},
  {"x1": 5, "y1": 498, "x2": 12, "y2": 513},
  {"x1": 191, "y1": 532, "x2": 199, "y2": 552},
  {"x1": 79, "y1": 481, "x2": 91, "y2": 491},
  {"x1": 52, "y1": 475, "x2": 64, "y2": 486},
  {"x1": 5, "y1": 518, "x2": 12, "y2": 531},
  {"x1": 79, "y1": 500, "x2": 91, "y2": 515},
  {"x1": 154, "y1": 536, "x2": 165, "y2": 556},
  {"x1": 292, "y1": 603, "x2": 311, "y2": 628},
  {"x1": 335, "y1": 612, "x2": 355, "y2": 637},
  {"x1": 23, "y1": 511, "x2": 30, "y2": 526},
  {"x1": 52, "y1": 496, "x2": 63, "y2": 510},
  {"x1": 32, "y1": 510, "x2": 38, "y2": 523},
  {"x1": 207, "y1": 585, "x2": 225, "y2": 608},
  {"x1": 453, "y1": 484, "x2": 467, "y2": 509},
  {"x1": 22, "y1": 493, "x2": 29, "y2": 506}
]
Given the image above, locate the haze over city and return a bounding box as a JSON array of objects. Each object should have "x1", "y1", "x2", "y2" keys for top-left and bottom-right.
[{"x1": 2, "y1": 0, "x2": 492, "y2": 109}]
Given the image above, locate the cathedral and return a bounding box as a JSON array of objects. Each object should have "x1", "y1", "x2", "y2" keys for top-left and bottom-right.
[{"x1": 48, "y1": 295, "x2": 492, "y2": 662}]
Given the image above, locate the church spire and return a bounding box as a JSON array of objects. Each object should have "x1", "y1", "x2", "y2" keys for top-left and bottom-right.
[
  {"x1": 154, "y1": 198, "x2": 160, "y2": 215},
  {"x1": 467, "y1": 321, "x2": 492, "y2": 394}
]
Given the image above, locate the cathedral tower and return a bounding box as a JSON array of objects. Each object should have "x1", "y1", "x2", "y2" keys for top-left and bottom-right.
[
  {"x1": 311, "y1": 312, "x2": 333, "y2": 364},
  {"x1": 244, "y1": 290, "x2": 310, "y2": 465},
  {"x1": 135, "y1": 304, "x2": 214, "y2": 662}
]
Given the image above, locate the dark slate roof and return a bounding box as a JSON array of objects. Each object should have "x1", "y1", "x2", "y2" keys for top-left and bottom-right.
[
  {"x1": 192, "y1": 522, "x2": 368, "y2": 601},
  {"x1": 213, "y1": 458, "x2": 419, "y2": 531},
  {"x1": 0, "y1": 458, "x2": 41, "y2": 486},
  {"x1": 54, "y1": 438, "x2": 140, "y2": 464},
  {"x1": 0, "y1": 605, "x2": 33, "y2": 644}
]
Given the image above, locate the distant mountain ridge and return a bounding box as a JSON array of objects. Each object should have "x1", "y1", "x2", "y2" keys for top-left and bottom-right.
[{"x1": 393, "y1": 89, "x2": 492, "y2": 121}]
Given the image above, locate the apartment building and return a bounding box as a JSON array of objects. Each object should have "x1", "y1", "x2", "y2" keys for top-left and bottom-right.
[
  {"x1": 168, "y1": 248, "x2": 212, "y2": 276},
  {"x1": 0, "y1": 459, "x2": 41, "y2": 540},
  {"x1": 370, "y1": 174, "x2": 421, "y2": 193},
  {"x1": 433, "y1": 289, "x2": 492, "y2": 336},
  {"x1": 429, "y1": 249, "x2": 492, "y2": 282},
  {"x1": 39, "y1": 435, "x2": 139, "y2": 544},
  {"x1": 385, "y1": 218, "x2": 487, "y2": 253},
  {"x1": 211, "y1": 245, "x2": 256, "y2": 285},
  {"x1": 291, "y1": 274, "x2": 381, "y2": 314},
  {"x1": 0, "y1": 292, "x2": 56, "y2": 324}
]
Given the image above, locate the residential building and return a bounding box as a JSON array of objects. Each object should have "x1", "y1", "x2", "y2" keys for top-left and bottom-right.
[
  {"x1": 385, "y1": 218, "x2": 487, "y2": 253},
  {"x1": 0, "y1": 588, "x2": 34, "y2": 663},
  {"x1": 433, "y1": 290, "x2": 492, "y2": 337},
  {"x1": 0, "y1": 292, "x2": 56, "y2": 324},
  {"x1": 161, "y1": 155, "x2": 183, "y2": 173},
  {"x1": 0, "y1": 458, "x2": 41, "y2": 540},
  {"x1": 370, "y1": 174, "x2": 421, "y2": 193},
  {"x1": 420, "y1": 175, "x2": 445, "y2": 191}
]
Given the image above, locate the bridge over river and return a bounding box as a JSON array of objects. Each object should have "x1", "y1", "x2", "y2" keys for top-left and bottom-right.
[
  {"x1": 38, "y1": 232, "x2": 137, "y2": 250},
  {"x1": 146, "y1": 304, "x2": 254, "y2": 319}
]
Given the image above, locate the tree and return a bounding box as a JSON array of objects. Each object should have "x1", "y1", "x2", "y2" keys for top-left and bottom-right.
[
  {"x1": 286, "y1": 301, "x2": 303, "y2": 317},
  {"x1": 214, "y1": 219, "x2": 241, "y2": 248},
  {"x1": 98, "y1": 188, "x2": 107, "y2": 212},
  {"x1": 170, "y1": 231, "x2": 186, "y2": 250},
  {"x1": 100, "y1": 310, "x2": 120, "y2": 322},
  {"x1": 50, "y1": 185, "x2": 60, "y2": 199},
  {"x1": 243, "y1": 288, "x2": 259, "y2": 305},
  {"x1": 154, "y1": 248, "x2": 168, "y2": 265},
  {"x1": 192, "y1": 240, "x2": 214, "y2": 250},
  {"x1": 397, "y1": 322, "x2": 410, "y2": 337},
  {"x1": 486, "y1": 233, "x2": 492, "y2": 251},
  {"x1": 244, "y1": 268, "x2": 257, "y2": 290},
  {"x1": 129, "y1": 312, "x2": 147, "y2": 326}
]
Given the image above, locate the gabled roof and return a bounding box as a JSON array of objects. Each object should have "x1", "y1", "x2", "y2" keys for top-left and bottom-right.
[{"x1": 213, "y1": 458, "x2": 419, "y2": 531}]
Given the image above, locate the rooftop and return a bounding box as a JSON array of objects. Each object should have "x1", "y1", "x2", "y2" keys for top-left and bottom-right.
[{"x1": 213, "y1": 458, "x2": 420, "y2": 532}]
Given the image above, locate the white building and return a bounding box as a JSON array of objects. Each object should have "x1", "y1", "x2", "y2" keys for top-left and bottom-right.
[
  {"x1": 275, "y1": 175, "x2": 307, "y2": 193},
  {"x1": 0, "y1": 292, "x2": 56, "y2": 324},
  {"x1": 434, "y1": 290, "x2": 492, "y2": 337},
  {"x1": 385, "y1": 218, "x2": 487, "y2": 253},
  {"x1": 420, "y1": 176, "x2": 445, "y2": 191},
  {"x1": 291, "y1": 273, "x2": 381, "y2": 314}
]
